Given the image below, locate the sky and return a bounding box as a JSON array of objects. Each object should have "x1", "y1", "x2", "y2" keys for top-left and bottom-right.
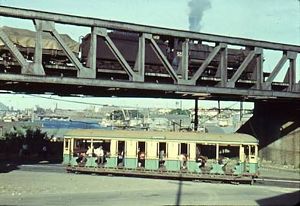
[{"x1": 0, "y1": 0, "x2": 299, "y2": 110}]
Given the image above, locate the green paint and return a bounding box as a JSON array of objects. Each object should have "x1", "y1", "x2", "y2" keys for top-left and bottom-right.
[
  {"x1": 165, "y1": 160, "x2": 180, "y2": 171},
  {"x1": 62, "y1": 154, "x2": 71, "y2": 165},
  {"x1": 106, "y1": 157, "x2": 117, "y2": 168},
  {"x1": 145, "y1": 159, "x2": 159, "y2": 170},
  {"x1": 187, "y1": 161, "x2": 201, "y2": 173},
  {"x1": 125, "y1": 158, "x2": 137, "y2": 169},
  {"x1": 86, "y1": 157, "x2": 98, "y2": 167},
  {"x1": 233, "y1": 162, "x2": 244, "y2": 175},
  {"x1": 70, "y1": 157, "x2": 79, "y2": 166},
  {"x1": 249, "y1": 163, "x2": 258, "y2": 174},
  {"x1": 210, "y1": 163, "x2": 225, "y2": 174}
]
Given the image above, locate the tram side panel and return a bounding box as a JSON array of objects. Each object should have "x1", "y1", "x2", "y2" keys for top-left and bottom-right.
[
  {"x1": 125, "y1": 140, "x2": 137, "y2": 169},
  {"x1": 187, "y1": 142, "x2": 201, "y2": 173},
  {"x1": 107, "y1": 139, "x2": 117, "y2": 167},
  {"x1": 145, "y1": 141, "x2": 159, "y2": 170},
  {"x1": 165, "y1": 142, "x2": 180, "y2": 171}
]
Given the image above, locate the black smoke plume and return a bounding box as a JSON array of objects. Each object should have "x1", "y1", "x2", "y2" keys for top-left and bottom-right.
[{"x1": 188, "y1": 0, "x2": 211, "y2": 32}]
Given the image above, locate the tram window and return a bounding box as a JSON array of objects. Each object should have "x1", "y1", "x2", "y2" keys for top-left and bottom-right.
[
  {"x1": 64, "y1": 140, "x2": 69, "y2": 149},
  {"x1": 199, "y1": 144, "x2": 216, "y2": 159},
  {"x1": 178, "y1": 143, "x2": 188, "y2": 155},
  {"x1": 103, "y1": 140, "x2": 111, "y2": 153},
  {"x1": 74, "y1": 139, "x2": 89, "y2": 150},
  {"x1": 117, "y1": 141, "x2": 125, "y2": 154},
  {"x1": 94, "y1": 140, "x2": 111, "y2": 153},
  {"x1": 196, "y1": 144, "x2": 201, "y2": 158},
  {"x1": 73, "y1": 139, "x2": 90, "y2": 157},
  {"x1": 158, "y1": 142, "x2": 166, "y2": 157},
  {"x1": 219, "y1": 145, "x2": 239, "y2": 158},
  {"x1": 244, "y1": 145, "x2": 255, "y2": 156},
  {"x1": 250, "y1": 145, "x2": 255, "y2": 155},
  {"x1": 138, "y1": 142, "x2": 145, "y2": 153},
  {"x1": 137, "y1": 142, "x2": 146, "y2": 167}
]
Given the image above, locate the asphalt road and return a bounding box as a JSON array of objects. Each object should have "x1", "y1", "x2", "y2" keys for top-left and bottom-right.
[{"x1": 0, "y1": 165, "x2": 299, "y2": 206}]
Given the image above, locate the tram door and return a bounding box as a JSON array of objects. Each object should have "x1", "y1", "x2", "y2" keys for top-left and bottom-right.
[
  {"x1": 63, "y1": 138, "x2": 71, "y2": 165},
  {"x1": 137, "y1": 142, "x2": 145, "y2": 167},
  {"x1": 158, "y1": 142, "x2": 166, "y2": 168},
  {"x1": 117, "y1": 141, "x2": 125, "y2": 167},
  {"x1": 179, "y1": 143, "x2": 188, "y2": 169}
]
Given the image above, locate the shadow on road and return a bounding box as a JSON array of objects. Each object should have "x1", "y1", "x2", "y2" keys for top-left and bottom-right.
[
  {"x1": 175, "y1": 174, "x2": 183, "y2": 205},
  {"x1": 0, "y1": 156, "x2": 62, "y2": 173},
  {"x1": 0, "y1": 161, "x2": 20, "y2": 173},
  {"x1": 256, "y1": 190, "x2": 300, "y2": 206}
]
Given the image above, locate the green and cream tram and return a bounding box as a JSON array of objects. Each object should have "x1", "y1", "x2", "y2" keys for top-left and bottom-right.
[{"x1": 63, "y1": 129, "x2": 259, "y2": 183}]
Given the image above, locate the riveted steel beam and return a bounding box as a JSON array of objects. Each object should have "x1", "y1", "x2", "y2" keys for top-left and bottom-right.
[
  {"x1": 146, "y1": 34, "x2": 179, "y2": 83},
  {"x1": 1, "y1": 6, "x2": 299, "y2": 52},
  {"x1": 181, "y1": 39, "x2": 189, "y2": 81},
  {"x1": 254, "y1": 50, "x2": 263, "y2": 90},
  {"x1": 97, "y1": 28, "x2": 144, "y2": 81},
  {"x1": 266, "y1": 52, "x2": 288, "y2": 83},
  {"x1": 0, "y1": 73, "x2": 299, "y2": 99},
  {"x1": 190, "y1": 43, "x2": 225, "y2": 84},
  {"x1": 228, "y1": 48, "x2": 262, "y2": 88},
  {"x1": 86, "y1": 27, "x2": 97, "y2": 71},
  {"x1": 283, "y1": 54, "x2": 297, "y2": 92},
  {"x1": 30, "y1": 20, "x2": 45, "y2": 76},
  {"x1": 219, "y1": 45, "x2": 228, "y2": 87},
  {"x1": 133, "y1": 34, "x2": 145, "y2": 80},
  {"x1": 0, "y1": 28, "x2": 29, "y2": 72}
]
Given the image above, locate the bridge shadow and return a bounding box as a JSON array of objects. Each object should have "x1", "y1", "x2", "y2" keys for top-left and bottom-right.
[
  {"x1": 0, "y1": 155, "x2": 62, "y2": 173},
  {"x1": 175, "y1": 174, "x2": 183, "y2": 206},
  {"x1": 238, "y1": 102, "x2": 300, "y2": 148},
  {"x1": 256, "y1": 190, "x2": 300, "y2": 206},
  {"x1": 0, "y1": 161, "x2": 19, "y2": 173}
]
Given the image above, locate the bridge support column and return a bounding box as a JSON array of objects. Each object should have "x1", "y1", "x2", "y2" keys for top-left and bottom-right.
[{"x1": 238, "y1": 101, "x2": 300, "y2": 168}]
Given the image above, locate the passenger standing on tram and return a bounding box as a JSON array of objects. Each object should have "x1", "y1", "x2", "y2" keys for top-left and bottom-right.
[
  {"x1": 95, "y1": 146, "x2": 104, "y2": 166},
  {"x1": 137, "y1": 148, "x2": 145, "y2": 167},
  {"x1": 118, "y1": 150, "x2": 124, "y2": 167},
  {"x1": 99, "y1": 146, "x2": 104, "y2": 165},
  {"x1": 179, "y1": 153, "x2": 187, "y2": 170},
  {"x1": 86, "y1": 146, "x2": 94, "y2": 157},
  {"x1": 159, "y1": 150, "x2": 165, "y2": 168},
  {"x1": 137, "y1": 148, "x2": 141, "y2": 167}
]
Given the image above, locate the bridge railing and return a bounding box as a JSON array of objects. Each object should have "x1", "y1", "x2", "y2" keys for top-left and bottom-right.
[{"x1": 0, "y1": 6, "x2": 299, "y2": 99}]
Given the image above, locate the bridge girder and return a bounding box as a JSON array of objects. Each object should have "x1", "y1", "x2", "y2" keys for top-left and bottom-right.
[{"x1": 0, "y1": 6, "x2": 299, "y2": 101}]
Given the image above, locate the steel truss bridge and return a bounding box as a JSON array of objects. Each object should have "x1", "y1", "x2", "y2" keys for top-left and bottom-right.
[{"x1": 0, "y1": 6, "x2": 299, "y2": 101}]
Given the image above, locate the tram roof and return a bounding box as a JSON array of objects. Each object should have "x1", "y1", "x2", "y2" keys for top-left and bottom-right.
[{"x1": 64, "y1": 129, "x2": 258, "y2": 144}]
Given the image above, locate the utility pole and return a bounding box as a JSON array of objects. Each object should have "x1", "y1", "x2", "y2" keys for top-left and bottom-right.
[
  {"x1": 240, "y1": 101, "x2": 243, "y2": 121},
  {"x1": 194, "y1": 98, "x2": 198, "y2": 131}
]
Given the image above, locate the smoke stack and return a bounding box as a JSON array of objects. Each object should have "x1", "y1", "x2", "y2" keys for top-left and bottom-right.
[{"x1": 188, "y1": 0, "x2": 211, "y2": 32}]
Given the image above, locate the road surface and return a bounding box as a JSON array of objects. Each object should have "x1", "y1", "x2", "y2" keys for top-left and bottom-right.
[{"x1": 0, "y1": 165, "x2": 299, "y2": 206}]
